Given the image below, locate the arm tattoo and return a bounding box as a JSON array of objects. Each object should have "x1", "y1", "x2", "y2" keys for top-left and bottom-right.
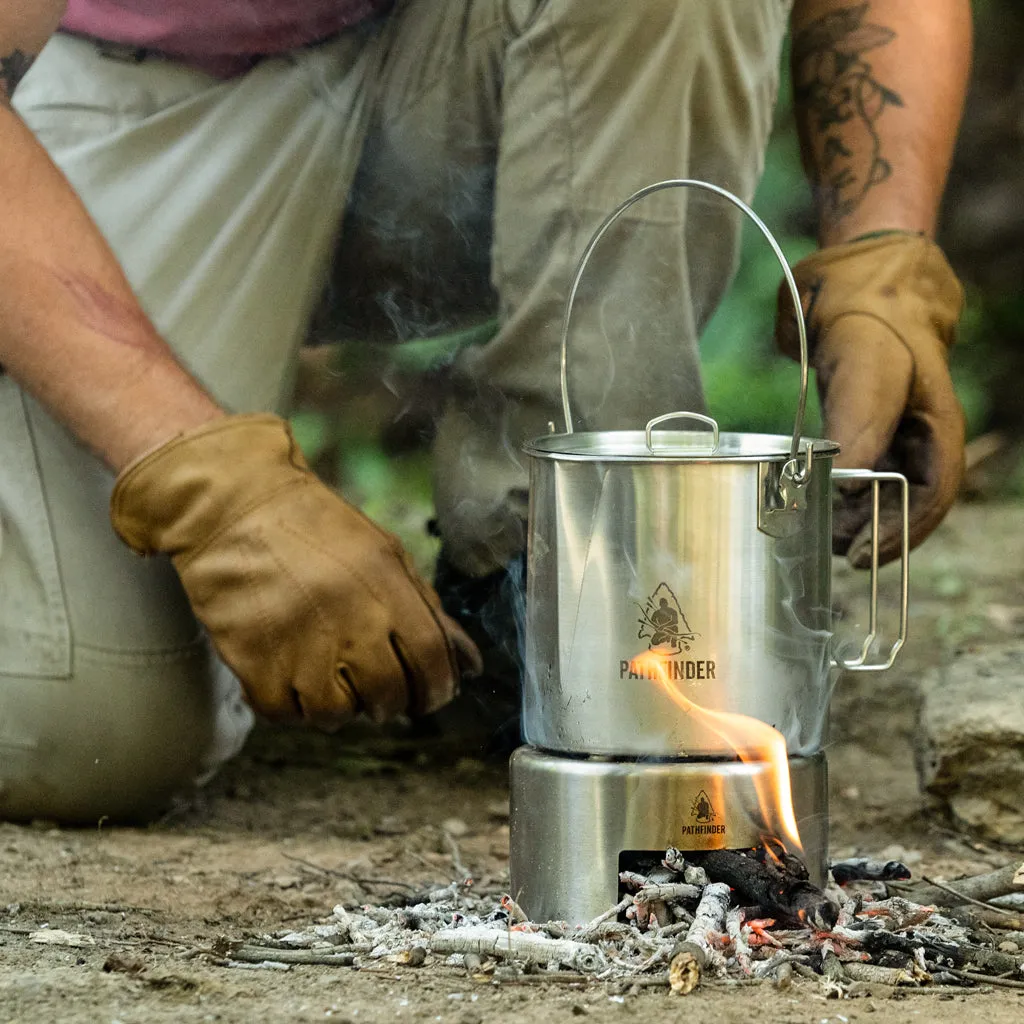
[
  {"x1": 792, "y1": 3, "x2": 903, "y2": 223},
  {"x1": 1, "y1": 49, "x2": 34, "y2": 103}
]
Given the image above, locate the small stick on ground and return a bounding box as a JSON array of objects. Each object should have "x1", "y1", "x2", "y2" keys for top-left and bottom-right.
[
  {"x1": 225, "y1": 946, "x2": 359, "y2": 967},
  {"x1": 429, "y1": 926, "x2": 607, "y2": 972},
  {"x1": 949, "y1": 969, "x2": 1024, "y2": 991},
  {"x1": 889, "y1": 862, "x2": 1023, "y2": 909},
  {"x1": 843, "y1": 962, "x2": 917, "y2": 985},
  {"x1": 920, "y1": 875, "x2": 1016, "y2": 916},
  {"x1": 442, "y1": 829, "x2": 471, "y2": 883}
]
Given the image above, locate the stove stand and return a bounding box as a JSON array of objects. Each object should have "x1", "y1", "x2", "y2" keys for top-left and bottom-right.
[{"x1": 509, "y1": 746, "x2": 828, "y2": 926}]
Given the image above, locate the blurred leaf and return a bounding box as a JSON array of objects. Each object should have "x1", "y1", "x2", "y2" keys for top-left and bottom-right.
[{"x1": 289, "y1": 410, "x2": 332, "y2": 462}]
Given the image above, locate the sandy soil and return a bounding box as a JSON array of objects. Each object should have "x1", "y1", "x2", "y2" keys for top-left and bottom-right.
[{"x1": 1, "y1": 501, "x2": 1022, "y2": 1023}]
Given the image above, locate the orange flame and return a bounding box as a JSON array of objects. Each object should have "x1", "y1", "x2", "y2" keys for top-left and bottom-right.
[{"x1": 631, "y1": 651, "x2": 803, "y2": 853}]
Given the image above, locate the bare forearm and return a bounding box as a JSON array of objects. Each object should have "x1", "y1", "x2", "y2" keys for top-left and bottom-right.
[
  {"x1": 789, "y1": 0, "x2": 972, "y2": 246},
  {"x1": 0, "y1": 103, "x2": 223, "y2": 471}
]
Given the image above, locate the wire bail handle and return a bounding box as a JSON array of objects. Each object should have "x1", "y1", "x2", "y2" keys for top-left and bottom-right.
[{"x1": 558, "y1": 179, "x2": 812, "y2": 478}]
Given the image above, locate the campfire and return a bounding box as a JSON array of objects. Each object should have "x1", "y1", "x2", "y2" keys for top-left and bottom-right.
[
  {"x1": 200, "y1": 849, "x2": 1024, "y2": 996},
  {"x1": 196, "y1": 649, "x2": 1024, "y2": 995}
]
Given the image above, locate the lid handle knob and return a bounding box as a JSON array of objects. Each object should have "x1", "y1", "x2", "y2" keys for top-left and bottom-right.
[{"x1": 644, "y1": 412, "x2": 720, "y2": 454}]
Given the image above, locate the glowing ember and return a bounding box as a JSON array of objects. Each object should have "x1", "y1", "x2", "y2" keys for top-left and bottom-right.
[{"x1": 631, "y1": 651, "x2": 803, "y2": 853}]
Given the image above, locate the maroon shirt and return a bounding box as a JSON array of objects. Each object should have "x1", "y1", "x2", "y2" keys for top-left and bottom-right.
[{"x1": 61, "y1": 0, "x2": 390, "y2": 76}]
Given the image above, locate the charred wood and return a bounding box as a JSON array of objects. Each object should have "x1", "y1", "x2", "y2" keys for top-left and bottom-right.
[
  {"x1": 831, "y1": 858, "x2": 912, "y2": 885},
  {"x1": 860, "y1": 929, "x2": 966, "y2": 969},
  {"x1": 692, "y1": 849, "x2": 839, "y2": 931}
]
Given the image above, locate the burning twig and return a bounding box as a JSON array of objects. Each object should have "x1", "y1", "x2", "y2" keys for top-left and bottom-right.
[
  {"x1": 692, "y1": 849, "x2": 839, "y2": 931},
  {"x1": 725, "y1": 908, "x2": 752, "y2": 975},
  {"x1": 499, "y1": 895, "x2": 528, "y2": 925}
]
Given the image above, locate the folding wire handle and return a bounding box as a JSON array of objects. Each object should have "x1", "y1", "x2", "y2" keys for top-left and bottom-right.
[
  {"x1": 831, "y1": 469, "x2": 910, "y2": 672},
  {"x1": 558, "y1": 178, "x2": 813, "y2": 480}
]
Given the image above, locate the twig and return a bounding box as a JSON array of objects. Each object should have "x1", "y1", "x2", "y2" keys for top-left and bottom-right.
[
  {"x1": 222, "y1": 945, "x2": 360, "y2": 967},
  {"x1": 578, "y1": 896, "x2": 631, "y2": 941},
  {"x1": 442, "y1": 829, "x2": 470, "y2": 883},
  {"x1": 949, "y1": 969, "x2": 1024, "y2": 991},
  {"x1": 280, "y1": 853, "x2": 417, "y2": 891},
  {"x1": 921, "y1": 876, "x2": 1015, "y2": 917},
  {"x1": 493, "y1": 972, "x2": 591, "y2": 986},
  {"x1": 890, "y1": 862, "x2": 1023, "y2": 908},
  {"x1": 10, "y1": 901, "x2": 158, "y2": 917},
  {"x1": 634, "y1": 883, "x2": 702, "y2": 904},
  {"x1": 726, "y1": 908, "x2": 752, "y2": 976},
  {"x1": 430, "y1": 926, "x2": 606, "y2": 972},
  {"x1": 844, "y1": 962, "x2": 916, "y2": 985},
  {"x1": 678, "y1": 882, "x2": 730, "y2": 968}
]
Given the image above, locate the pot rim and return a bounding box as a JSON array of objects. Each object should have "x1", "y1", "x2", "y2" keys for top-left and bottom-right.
[{"x1": 523, "y1": 429, "x2": 841, "y2": 463}]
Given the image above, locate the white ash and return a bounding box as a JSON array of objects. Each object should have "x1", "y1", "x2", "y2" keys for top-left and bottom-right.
[{"x1": 228, "y1": 851, "x2": 1021, "y2": 990}]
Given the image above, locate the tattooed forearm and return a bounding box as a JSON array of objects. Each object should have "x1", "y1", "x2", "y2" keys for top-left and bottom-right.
[
  {"x1": 792, "y1": 3, "x2": 903, "y2": 224},
  {"x1": 1, "y1": 49, "x2": 34, "y2": 103}
]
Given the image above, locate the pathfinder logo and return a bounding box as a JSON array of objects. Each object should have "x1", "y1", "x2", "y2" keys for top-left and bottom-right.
[
  {"x1": 636, "y1": 582, "x2": 697, "y2": 654},
  {"x1": 619, "y1": 582, "x2": 716, "y2": 680},
  {"x1": 691, "y1": 789, "x2": 716, "y2": 824},
  {"x1": 681, "y1": 789, "x2": 726, "y2": 836}
]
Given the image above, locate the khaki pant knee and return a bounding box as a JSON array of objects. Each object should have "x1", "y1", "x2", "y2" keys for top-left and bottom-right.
[{"x1": 0, "y1": 642, "x2": 227, "y2": 825}]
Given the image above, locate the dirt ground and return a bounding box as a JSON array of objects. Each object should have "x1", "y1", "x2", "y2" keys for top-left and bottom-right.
[{"x1": 1, "y1": 500, "x2": 1023, "y2": 1024}]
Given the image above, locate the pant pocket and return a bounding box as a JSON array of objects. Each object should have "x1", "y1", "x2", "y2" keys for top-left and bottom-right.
[{"x1": 0, "y1": 378, "x2": 71, "y2": 678}]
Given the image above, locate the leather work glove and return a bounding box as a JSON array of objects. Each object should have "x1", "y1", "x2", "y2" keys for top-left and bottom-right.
[
  {"x1": 775, "y1": 233, "x2": 965, "y2": 568},
  {"x1": 110, "y1": 414, "x2": 482, "y2": 727}
]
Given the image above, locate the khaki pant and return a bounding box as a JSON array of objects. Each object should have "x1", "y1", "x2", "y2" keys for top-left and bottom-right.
[{"x1": 0, "y1": 0, "x2": 790, "y2": 822}]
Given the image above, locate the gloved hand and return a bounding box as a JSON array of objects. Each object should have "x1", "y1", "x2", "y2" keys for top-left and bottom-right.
[
  {"x1": 110, "y1": 414, "x2": 482, "y2": 727},
  {"x1": 775, "y1": 233, "x2": 965, "y2": 567}
]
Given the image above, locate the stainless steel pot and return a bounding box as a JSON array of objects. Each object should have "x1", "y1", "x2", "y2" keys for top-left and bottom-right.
[{"x1": 522, "y1": 180, "x2": 909, "y2": 758}]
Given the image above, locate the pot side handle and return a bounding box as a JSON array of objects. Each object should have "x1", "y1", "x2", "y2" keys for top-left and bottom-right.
[{"x1": 831, "y1": 469, "x2": 910, "y2": 672}]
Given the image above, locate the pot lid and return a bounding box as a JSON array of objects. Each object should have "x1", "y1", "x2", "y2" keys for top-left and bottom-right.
[{"x1": 524, "y1": 428, "x2": 840, "y2": 463}]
